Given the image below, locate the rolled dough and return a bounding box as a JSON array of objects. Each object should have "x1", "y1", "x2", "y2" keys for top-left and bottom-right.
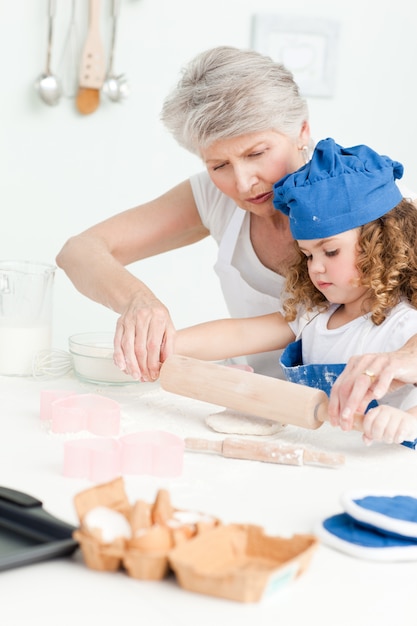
[{"x1": 206, "y1": 409, "x2": 286, "y2": 436}]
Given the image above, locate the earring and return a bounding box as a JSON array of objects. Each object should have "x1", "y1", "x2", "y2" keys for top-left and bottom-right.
[{"x1": 299, "y1": 145, "x2": 310, "y2": 164}]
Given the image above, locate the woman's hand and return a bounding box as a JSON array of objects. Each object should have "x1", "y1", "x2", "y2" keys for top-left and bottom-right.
[
  {"x1": 113, "y1": 293, "x2": 176, "y2": 382},
  {"x1": 361, "y1": 404, "x2": 417, "y2": 446},
  {"x1": 328, "y1": 345, "x2": 417, "y2": 430},
  {"x1": 55, "y1": 181, "x2": 206, "y2": 383}
]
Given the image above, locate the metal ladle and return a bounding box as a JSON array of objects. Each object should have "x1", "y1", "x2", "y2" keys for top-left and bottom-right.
[
  {"x1": 35, "y1": 0, "x2": 62, "y2": 106},
  {"x1": 57, "y1": 0, "x2": 79, "y2": 98},
  {"x1": 102, "y1": 0, "x2": 130, "y2": 102}
]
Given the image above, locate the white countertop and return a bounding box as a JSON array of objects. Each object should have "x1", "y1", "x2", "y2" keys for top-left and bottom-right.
[{"x1": 1, "y1": 371, "x2": 416, "y2": 626}]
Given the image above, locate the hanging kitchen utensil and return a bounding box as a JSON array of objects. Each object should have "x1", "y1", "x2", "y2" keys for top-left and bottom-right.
[
  {"x1": 57, "y1": 0, "x2": 80, "y2": 98},
  {"x1": 103, "y1": 0, "x2": 130, "y2": 102},
  {"x1": 76, "y1": 0, "x2": 106, "y2": 115},
  {"x1": 34, "y1": 0, "x2": 62, "y2": 106}
]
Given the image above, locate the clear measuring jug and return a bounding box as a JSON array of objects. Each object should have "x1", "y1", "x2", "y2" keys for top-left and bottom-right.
[{"x1": 0, "y1": 260, "x2": 56, "y2": 376}]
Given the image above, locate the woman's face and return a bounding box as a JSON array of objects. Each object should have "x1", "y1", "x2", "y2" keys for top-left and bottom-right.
[{"x1": 201, "y1": 128, "x2": 309, "y2": 217}]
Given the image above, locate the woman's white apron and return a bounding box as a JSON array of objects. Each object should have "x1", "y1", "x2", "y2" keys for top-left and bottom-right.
[{"x1": 214, "y1": 207, "x2": 284, "y2": 378}]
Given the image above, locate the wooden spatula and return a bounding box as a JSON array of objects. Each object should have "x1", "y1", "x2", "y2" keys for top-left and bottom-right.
[
  {"x1": 159, "y1": 355, "x2": 364, "y2": 432},
  {"x1": 76, "y1": 0, "x2": 105, "y2": 114}
]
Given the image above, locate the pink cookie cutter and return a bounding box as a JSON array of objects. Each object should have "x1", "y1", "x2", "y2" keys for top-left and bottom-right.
[
  {"x1": 120, "y1": 431, "x2": 184, "y2": 476},
  {"x1": 50, "y1": 393, "x2": 121, "y2": 436},
  {"x1": 63, "y1": 430, "x2": 184, "y2": 482},
  {"x1": 64, "y1": 439, "x2": 121, "y2": 483},
  {"x1": 40, "y1": 390, "x2": 78, "y2": 421}
]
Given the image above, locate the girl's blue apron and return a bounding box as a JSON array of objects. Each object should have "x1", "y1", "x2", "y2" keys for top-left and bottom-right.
[{"x1": 280, "y1": 339, "x2": 416, "y2": 450}]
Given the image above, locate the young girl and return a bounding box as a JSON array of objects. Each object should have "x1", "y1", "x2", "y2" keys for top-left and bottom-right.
[{"x1": 174, "y1": 138, "x2": 417, "y2": 447}]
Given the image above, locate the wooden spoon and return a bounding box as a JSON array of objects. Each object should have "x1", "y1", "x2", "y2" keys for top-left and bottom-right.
[{"x1": 76, "y1": 0, "x2": 105, "y2": 115}]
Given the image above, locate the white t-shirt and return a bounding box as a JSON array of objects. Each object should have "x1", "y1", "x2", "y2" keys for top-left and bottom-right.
[{"x1": 288, "y1": 300, "x2": 417, "y2": 411}]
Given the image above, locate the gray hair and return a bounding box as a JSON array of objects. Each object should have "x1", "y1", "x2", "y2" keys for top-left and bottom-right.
[{"x1": 161, "y1": 46, "x2": 309, "y2": 156}]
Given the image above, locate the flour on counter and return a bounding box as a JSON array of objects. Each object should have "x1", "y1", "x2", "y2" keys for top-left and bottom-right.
[{"x1": 206, "y1": 409, "x2": 286, "y2": 436}]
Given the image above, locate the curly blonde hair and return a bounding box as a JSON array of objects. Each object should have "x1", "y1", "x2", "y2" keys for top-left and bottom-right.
[{"x1": 283, "y1": 199, "x2": 417, "y2": 325}]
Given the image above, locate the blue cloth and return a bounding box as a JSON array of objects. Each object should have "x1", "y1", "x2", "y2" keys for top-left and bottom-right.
[
  {"x1": 401, "y1": 439, "x2": 417, "y2": 450},
  {"x1": 273, "y1": 138, "x2": 404, "y2": 240},
  {"x1": 279, "y1": 339, "x2": 417, "y2": 449},
  {"x1": 280, "y1": 339, "x2": 346, "y2": 397},
  {"x1": 280, "y1": 339, "x2": 378, "y2": 409}
]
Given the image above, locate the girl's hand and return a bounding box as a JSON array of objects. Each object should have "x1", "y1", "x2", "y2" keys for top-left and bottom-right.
[
  {"x1": 361, "y1": 404, "x2": 417, "y2": 446},
  {"x1": 328, "y1": 350, "x2": 417, "y2": 430}
]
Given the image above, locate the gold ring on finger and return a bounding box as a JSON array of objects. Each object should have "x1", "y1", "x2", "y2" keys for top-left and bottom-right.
[{"x1": 362, "y1": 369, "x2": 376, "y2": 384}]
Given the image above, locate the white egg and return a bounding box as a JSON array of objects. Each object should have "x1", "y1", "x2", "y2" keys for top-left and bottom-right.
[{"x1": 83, "y1": 506, "x2": 132, "y2": 543}]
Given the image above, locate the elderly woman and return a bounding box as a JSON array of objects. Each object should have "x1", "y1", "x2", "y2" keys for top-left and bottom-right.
[{"x1": 56, "y1": 45, "x2": 417, "y2": 420}]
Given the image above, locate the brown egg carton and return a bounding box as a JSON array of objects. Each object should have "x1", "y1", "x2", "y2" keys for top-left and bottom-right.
[
  {"x1": 72, "y1": 479, "x2": 319, "y2": 600},
  {"x1": 73, "y1": 477, "x2": 219, "y2": 580},
  {"x1": 168, "y1": 523, "x2": 319, "y2": 603}
]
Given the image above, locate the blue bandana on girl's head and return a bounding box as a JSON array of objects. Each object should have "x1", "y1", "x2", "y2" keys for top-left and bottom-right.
[{"x1": 273, "y1": 138, "x2": 404, "y2": 240}]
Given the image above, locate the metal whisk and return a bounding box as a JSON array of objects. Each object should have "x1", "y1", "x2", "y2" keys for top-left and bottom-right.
[{"x1": 32, "y1": 349, "x2": 73, "y2": 380}]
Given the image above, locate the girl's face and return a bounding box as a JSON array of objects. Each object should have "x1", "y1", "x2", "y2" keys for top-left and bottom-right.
[
  {"x1": 200, "y1": 127, "x2": 309, "y2": 218},
  {"x1": 297, "y1": 229, "x2": 369, "y2": 308}
]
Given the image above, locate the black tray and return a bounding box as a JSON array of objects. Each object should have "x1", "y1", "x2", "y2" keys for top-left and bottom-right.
[{"x1": 0, "y1": 486, "x2": 78, "y2": 572}]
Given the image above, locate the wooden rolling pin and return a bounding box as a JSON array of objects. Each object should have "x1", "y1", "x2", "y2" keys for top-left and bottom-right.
[
  {"x1": 160, "y1": 355, "x2": 364, "y2": 431},
  {"x1": 185, "y1": 437, "x2": 345, "y2": 468}
]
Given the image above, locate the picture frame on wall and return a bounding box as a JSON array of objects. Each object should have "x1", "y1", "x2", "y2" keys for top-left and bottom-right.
[{"x1": 251, "y1": 14, "x2": 340, "y2": 98}]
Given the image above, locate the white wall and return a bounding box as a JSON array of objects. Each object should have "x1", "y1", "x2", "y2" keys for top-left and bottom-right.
[{"x1": 2, "y1": 0, "x2": 417, "y2": 350}]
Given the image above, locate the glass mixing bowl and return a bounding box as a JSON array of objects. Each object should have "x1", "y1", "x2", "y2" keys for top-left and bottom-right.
[{"x1": 69, "y1": 332, "x2": 139, "y2": 385}]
